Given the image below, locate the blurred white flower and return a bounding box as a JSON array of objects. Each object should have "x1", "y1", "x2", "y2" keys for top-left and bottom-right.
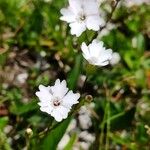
[
  {"x1": 125, "y1": 0, "x2": 150, "y2": 7},
  {"x1": 81, "y1": 39, "x2": 113, "y2": 66},
  {"x1": 36, "y1": 79, "x2": 80, "y2": 122},
  {"x1": 73, "y1": 131, "x2": 95, "y2": 150},
  {"x1": 60, "y1": 0, "x2": 105, "y2": 37},
  {"x1": 110, "y1": 52, "x2": 121, "y2": 65},
  {"x1": 16, "y1": 72, "x2": 28, "y2": 84},
  {"x1": 58, "y1": 134, "x2": 70, "y2": 150},
  {"x1": 79, "y1": 131, "x2": 95, "y2": 143},
  {"x1": 78, "y1": 106, "x2": 92, "y2": 129}
]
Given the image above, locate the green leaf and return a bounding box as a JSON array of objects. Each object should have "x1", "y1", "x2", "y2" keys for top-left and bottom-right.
[
  {"x1": 39, "y1": 117, "x2": 71, "y2": 150},
  {"x1": 136, "y1": 34, "x2": 145, "y2": 55},
  {"x1": 0, "y1": 117, "x2": 8, "y2": 130},
  {"x1": 0, "y1": 53, "x2": 7, "y2": 66},
  {"x1": 0, "y1": 130, "x2": 12, "y2": 150},
  {"x1": 111, "y1": 108, "x2": 135, "y2": 130},
  {"x1": 67, "y1": 54, "x2": 83, "y2": 90},
  {"x1": 10, "y1": 100, "x2": 38, "y2": 115}
]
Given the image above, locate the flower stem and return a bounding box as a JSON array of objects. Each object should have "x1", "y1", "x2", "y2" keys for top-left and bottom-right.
[
  {"x1": 105, "y1": 99, "x2": 110, "y2": 150},
  {"x1": 99, "y1": 100, "x2": 108, "y2": 150}
]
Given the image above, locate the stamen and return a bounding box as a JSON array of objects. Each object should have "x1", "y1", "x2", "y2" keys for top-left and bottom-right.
[
  {"x1": 53, "y1": 97, "x2": 61, "y2": 106},
  {"x1": 80, "y1": 14, "x2": 86, "y2": 21}
]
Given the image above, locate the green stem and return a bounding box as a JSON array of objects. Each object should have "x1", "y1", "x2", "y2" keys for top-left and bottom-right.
[
  {"x1": 99, "y1": 101, "x2": 108, "y2": 150},
  {"x1": 104, "y1": 111, "x2": 125, "y2": 124},
  {"x1": 105, "y1": 99, "x2": 110, "y2": 150}
]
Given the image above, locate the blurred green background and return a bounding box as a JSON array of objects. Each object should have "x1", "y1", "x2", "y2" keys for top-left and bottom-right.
[{"x1": 0, "y1": 0, "x2": 150, "y2": 149}]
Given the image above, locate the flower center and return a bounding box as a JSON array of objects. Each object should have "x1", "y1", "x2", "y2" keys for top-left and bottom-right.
[
  {"x1": 79, "y1": 14, "x2": 86, "y2": 21},
  {"x1": 76, "y1": 12, "x2": 86, "y2": 22},
  {"x1": 53, "y1": 97, "x2": 61, "y2": 107}
]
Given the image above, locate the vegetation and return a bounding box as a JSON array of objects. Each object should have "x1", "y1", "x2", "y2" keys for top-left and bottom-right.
[{"x1": 0, "y1": 0, "x2": 150, "y2": 149}]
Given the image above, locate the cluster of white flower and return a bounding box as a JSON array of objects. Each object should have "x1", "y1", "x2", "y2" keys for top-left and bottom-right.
[
  {"x1": 60, "y1": 0, "x2": 105, "y2": 37},
  {"x1": 60, "y1": 0, "x2": 120, "y2": 67},
  {"x1": 36, "y1": 0, "x2": 121, "y2": 122}
]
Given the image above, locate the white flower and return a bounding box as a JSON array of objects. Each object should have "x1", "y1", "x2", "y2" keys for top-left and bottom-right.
[
  {"x1": 78, "y1": 106, "x2": 92, "y2": 129},
  {"x1": 81, "y1": 39, "x2": 113, "y2": 66},
  {"x1": 125, "y1": 0, "x2": 150, "y2": 7},
  {"x1": 110, "y1": 52, "x2": 121, "y2": 65},
  {"x1": 35, "y1": 79, "x2": 80, "y2": 122},
  {"x1": 58, "y1": 134, "x2": 70, "y2": 150},
  {"x1": 60, "y1": 0, "x2": 105, "y2": 37}
]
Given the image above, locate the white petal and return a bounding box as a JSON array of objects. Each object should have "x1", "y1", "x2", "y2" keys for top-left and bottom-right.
[
  {"x1": 86, "y1": 15, "x2": 104, "y2": 31},
  {"x1": 39, "y1": 85, "x2": 51, "y2": 92},
  {"x1": 62, "y1": 91, "x2": 80, "y2": 108},
  {"x1": 69, "y1": 0, "x2": 83, "y2": 14},
  {"x1": 60, "y1": 8, "x2": 76, "y2": 23},
  {"x1": 81, "y1": 42, "x2": 91, "y2": 60},
  {"x1": 57, "y1": 106, "x2": 70, "y2": 119},
  {"x1": 40, "y1": 105, "x2": 53, "y2": 114},
  {"x1": 83, "y1": 0, "x2": 99, "y2": 15},
  {"x1": 97, "y1": 60, "x2": 109, "y2": 66},
  {"x1": 51, "y1": 106, "x2": 70, "y2": 122},
  {"x1": 69, "y1": 22, "x2": 86, "y2": 37},
  {"x1": 35, "y1": 85, "x2": 52, "y2": 102},
  {"x1": 88, "y1": 40, "x2": 104, "y2": 57},
  {"x1": 51, "y1": 79, "x2": 68, "y2": 99},
  {"x1": 97, "y1": 49, "x2": 113, "y2": 66},
  {"x1": 35, "y1": 91, "x2": 50, "y2": 102},
  {"x1": 51, "y1": 110, "x2": 63, "y2": 122},
  {"x1": 38, "y1": 101, "x2": 51, "y2": 107}
]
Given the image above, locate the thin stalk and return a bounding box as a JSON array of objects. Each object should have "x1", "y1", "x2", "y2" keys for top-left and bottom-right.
[
  {"x1": 104, "y1": 111, "x2": 125, "y2": 124},
  {"x1": 105, "y1": 99, "x2": 110, "y2": 150},
  {"x1": 99, "y1": 101, "x2": 108, "y2": 150}
]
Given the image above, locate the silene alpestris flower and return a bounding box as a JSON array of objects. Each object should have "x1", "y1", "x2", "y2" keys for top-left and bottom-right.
[
  {"x1": 81, "y1": 39, "x2": 113, "y2": 66},
  {"x1": 60, "y1": 0, "x2": 105, "y2": 37},
  {"x1": 36, "y1": 79, "x2": 80, "y2": 122}
]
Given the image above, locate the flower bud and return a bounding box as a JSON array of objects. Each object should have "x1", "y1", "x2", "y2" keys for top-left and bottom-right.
[
  {"x1": 85, "y1": 95, "x2": 93, "y2": 102},
  {"x1": 26, "y1": 128, "x2": 33, "y2": 137}
]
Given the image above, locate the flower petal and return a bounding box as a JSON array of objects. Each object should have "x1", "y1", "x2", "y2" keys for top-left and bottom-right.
[
  {"x1": 35, "y1": 85, "x2": 52, "y2": 102},
  {"x1": 88, "y1": 40, "x2": 104, "y2": 57},
  {"x1": 69, "y1": 0, "x2": 83, "y2": 14},
  {"x1": 81, "y1": 42, "x2": 91, "y2": 60},
  {"x1": 60, "y1": 8, "x2": 76, "y2": 23},
  {"x1": 40, "y1": 105, "x2": 53, "y2": 114},
  {"x1": 57, "y1": 106, "x2": 70, "y2": 119},
  {"x1": 62, "y1": 91, "x2": 80, "y2": 108},
  {"x1": 51, "y1": 79, "x2": 68, "y2": 99},
  {"x1": 97, "y1": 49, "x2": 113, "y2": 66},
  {"x1": 39, "y1": 85, "x2": 51, "y2": 92},
  {"x1": 69, "y1": 22, "x2": 86, "y2": 37},
  {"x1": 51, "y1": 109, "x2": 63, "y2": 122},
  {"x1": 86, "y1": 15, "x2": 104, "y2": 31},
  {"x1": 83, "y1": 0, "x2": 99, "y2": 15}
]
